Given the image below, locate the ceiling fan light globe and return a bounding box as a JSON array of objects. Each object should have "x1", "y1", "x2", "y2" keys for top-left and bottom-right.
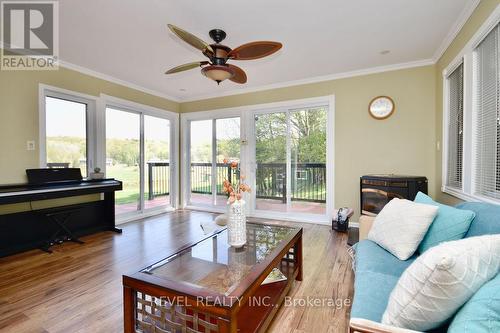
[{"x1": 201, "y1": 65, "x2": 235, "y2": 83}]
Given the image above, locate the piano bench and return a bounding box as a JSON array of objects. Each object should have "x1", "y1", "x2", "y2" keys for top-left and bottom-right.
[{"x1": 38, "y1": 205, "x2": 86, "y2": 253}]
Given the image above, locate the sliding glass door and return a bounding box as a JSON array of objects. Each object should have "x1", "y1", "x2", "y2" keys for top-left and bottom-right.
[
  {"x1": 289, "y1": 107, "x2": 327, "y2": 215},
  {"x1": 182, "y1": 97, "x2": 332, "y2": 221},
  {"x1": 187, "y1": 117, "x2": 241, "y2": 209},
  {"x1": 216, "y1": 118, "x2": 241, "y2": 207},
  {"x1": 255, "y1": 112, "x2": 287, "y2": 212},
  {"x1": 105, "y1": 105, "x2": 175, "y2": 219},
  {"x1": 144, "y1": 115, "x2": 171, "y2": 210},
  {"x1": 189, "y1": 120, "x2": 213, "y2": 206},
  {"x1": 106, "y1": 108, "x2": 141, "y2": 214},
  {"x1": 252, "y1": 106, "x2": 328, "y2": 217}
]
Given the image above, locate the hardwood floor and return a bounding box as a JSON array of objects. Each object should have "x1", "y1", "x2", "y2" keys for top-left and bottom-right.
[{"x1": 0, "y1": 210, "x2": 354, "y2": 333}]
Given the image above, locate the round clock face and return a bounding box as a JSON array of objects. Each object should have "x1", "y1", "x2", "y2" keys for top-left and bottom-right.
[{"x1": 369, "y1": 96, "x2": 395, "y2": 119}]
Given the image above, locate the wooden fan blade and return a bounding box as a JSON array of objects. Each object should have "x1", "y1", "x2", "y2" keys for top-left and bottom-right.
[
  {"x1": 228, "y1": 41, "x2": 282, "y2": 60},
  {"x1": 228, "y1": 64, "x2": 247, "y2": 84},
  {"x1": 168, "y1": 24, "x2": 214, "y2": 54},
  {"x1": 165, "y1": 61, "x2": 209, "y2": 74}
]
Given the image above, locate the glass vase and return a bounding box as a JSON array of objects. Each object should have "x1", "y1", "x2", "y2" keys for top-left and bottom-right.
[{"x1": 227, "y1": 199, "x2": 247, "y2": 247}]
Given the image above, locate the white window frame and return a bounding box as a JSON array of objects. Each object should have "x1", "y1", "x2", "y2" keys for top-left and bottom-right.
[
  {"x1": 442, "y1": 5, "x2": 500, "y2": 205},
  {"x1": 101, "y1": 94, "x2": 180, "y2": 222},
  {"x1": 180, "y1": 108, "x2": 243, "y2": 211},
  {"x1": 38, "y1": 85, "x2": 179, "y2": 223},
  {"x1": 181, "y1": 95, "x2": 335, "y2": 225},
  {"x1": 39, "y1": 84, "x2": 98, "y2": 174},
  {"x1": 443, "y1": 61, "x2": 466, "y2": 193}
]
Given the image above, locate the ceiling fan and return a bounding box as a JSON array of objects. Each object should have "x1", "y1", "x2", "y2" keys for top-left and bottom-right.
[{"x1": 165, "y1": 24, "x2": 282, "y2": 85}]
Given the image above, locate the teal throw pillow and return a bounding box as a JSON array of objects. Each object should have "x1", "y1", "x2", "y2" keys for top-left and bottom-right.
[
  {"x1": 415, "y1": 192, "x2": 475, "y2": 253},
  {"x1": 448, "y1": 273, "x2": 500, "y2": 333}
]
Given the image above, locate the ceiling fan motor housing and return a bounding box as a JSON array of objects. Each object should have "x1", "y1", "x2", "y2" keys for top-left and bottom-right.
[
  {"x1": 209, "y1": 29, "x2": 226, "y2": 43},
  {"x1": 210, "y1": 45, "x2": 231, "y2": 65}
]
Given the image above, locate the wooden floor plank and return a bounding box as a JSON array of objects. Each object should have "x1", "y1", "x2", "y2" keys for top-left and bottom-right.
[{"x1": 0, "y1": 210, "x2": 353, "y2": 333}]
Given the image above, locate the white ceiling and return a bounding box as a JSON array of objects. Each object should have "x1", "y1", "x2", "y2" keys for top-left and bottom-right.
[{"x1": 58, "y1": 0, "x2": 475, "y2": 101}]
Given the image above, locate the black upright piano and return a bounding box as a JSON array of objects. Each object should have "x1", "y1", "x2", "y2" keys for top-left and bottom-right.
[{"x1": 0, "y1": 168, "x2": 122, "y2": 257}]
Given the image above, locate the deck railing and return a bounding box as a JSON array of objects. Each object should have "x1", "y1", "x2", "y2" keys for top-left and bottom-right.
[
  {"x1": 190, "y1": 163, "x2": 237, "y2": 196},
  {"x1": 190, "y1": 162, "x2": 326, "y2": 203},
  {"x1": 147, "y1": 162, "x2": 170, "y2": 200},
  {"x1": 142, "y1": 161, "x2": 327, "y2": 203}
]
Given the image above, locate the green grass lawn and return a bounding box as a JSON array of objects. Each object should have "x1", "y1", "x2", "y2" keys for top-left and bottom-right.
[
  {"x1": 108, "y1": 164, "x2": 172, "y2": 205},
  {"x1": 107, "y1": 165, "x2": 141, "y2": 204}
]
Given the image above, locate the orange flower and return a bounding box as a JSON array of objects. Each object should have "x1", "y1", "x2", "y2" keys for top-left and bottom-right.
[
  {"x1": 230, "y1": 161, "x2": 238, "y2": 169},
  {"x1": 223, "y1": 158, "x2": 228, "y2": 164},
  {"x1": 239, "y1": 183, "x2": 251, "y2": 193}
]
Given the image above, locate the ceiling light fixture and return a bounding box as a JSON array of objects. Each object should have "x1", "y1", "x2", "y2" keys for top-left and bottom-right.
[
  {"x1": 201, "y1": 64, "x2": 235, "y2": 84},
  {"x1": 380, "y1": 50, "x2": 391, "y2": 55}
]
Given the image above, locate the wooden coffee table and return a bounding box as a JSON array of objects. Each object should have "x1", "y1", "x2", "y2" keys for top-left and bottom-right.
[{"x1": 123, "y1": 222, "x2": 302, "y2": 333}]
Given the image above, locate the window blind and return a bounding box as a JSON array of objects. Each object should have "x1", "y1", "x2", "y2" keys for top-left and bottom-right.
[
  {"x1": 446, "y1": 63, "x2": 464, "y2": 189},
  {"x1": 474, "y1": 23, "x2": 500, "y2": 200}
]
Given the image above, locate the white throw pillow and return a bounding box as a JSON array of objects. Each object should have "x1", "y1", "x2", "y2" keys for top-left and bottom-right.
[
  {"x1": 367, "y1": 198, "x2": 438, "y2": 260},
  {"x1": 382, "y1": 235, "x2": 500, "y2": 331}
]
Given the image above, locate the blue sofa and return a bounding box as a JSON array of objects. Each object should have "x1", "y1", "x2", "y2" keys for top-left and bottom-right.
[{"x1": 349, "y1": 202, "x2": 500, "y2": 333}]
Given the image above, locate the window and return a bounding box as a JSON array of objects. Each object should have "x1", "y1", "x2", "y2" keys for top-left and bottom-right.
[
  {"x1": 41, "y1": 89, "x2": 96, "y2": 177},
  {"x1": 445, "y1": 63, "x2": 464, "y2": 189},
  {"x1": 181, "y1": 96, "x2": 334, "y2": 223},
  {"x1": 106, "y1": 108, "x2": 141, "y2": 213},
  {"x1": 187, "y1": 117, "x2": 241, "y2": 208},
  {"x1": 40, "y1": 87, "x2": 179, "y2": 221},
  {"x1": 442, "y1": 12, "x2": 500, "y2": 204},
  {"x1": 103, "y1": 96, "x2": 178, "y2": 219},
  {"x1": 252, "y1": 105, "x2": 330, "y2": 217},
  {"x1": 473, "y1": 23, "x2": 500, "y2": 200}
]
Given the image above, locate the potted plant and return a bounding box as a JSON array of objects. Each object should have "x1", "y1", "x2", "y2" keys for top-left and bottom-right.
[{"x1": 89, "y1": 167, "x2": 104, "y2": 179}]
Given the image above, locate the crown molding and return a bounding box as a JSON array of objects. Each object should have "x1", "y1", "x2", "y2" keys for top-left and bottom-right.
[
  {"x1": 0, "y1": 42, "x2": 432, "y2": 104},
  {"x1": 1, "y1": 0, "x2": 480, "y2": 104},
  {"x1": 432, "y1": 0, "x2": 481, "y2": 62},
  {"x1": 179, "y1": 58, "x2": 435, "y2": 102},
  {"x1": 0, "y1": 40, "x2": 181, "y2": 102},
  {"x1": 58, "y1": 60, "x2": 182, "y2": 103}
]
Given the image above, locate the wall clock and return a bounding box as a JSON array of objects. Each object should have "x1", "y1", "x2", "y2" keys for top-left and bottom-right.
[{"x1": 369, "y1": 96, "x2": 395, "y2": 120}]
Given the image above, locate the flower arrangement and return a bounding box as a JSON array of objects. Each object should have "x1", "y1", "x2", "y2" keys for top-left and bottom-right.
[{"x1": 222, "y1": 159, "x2": 251, "y2": 204}]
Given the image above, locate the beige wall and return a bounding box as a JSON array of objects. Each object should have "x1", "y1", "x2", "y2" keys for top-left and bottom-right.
[
  {"x1": 181, "y1": 66, "x2": 437, "y2": 219},
  {"x1": 435, "y1": 0, "x2": 500, "y2": 206},
  {"x1": 0, "y1": 66, "x2": 179, "y2": 185},
  {"x1": 0, "y1": 64, "x2": 437, "y2": 220}
]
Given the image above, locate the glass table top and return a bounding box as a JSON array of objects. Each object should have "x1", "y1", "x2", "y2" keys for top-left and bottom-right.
[{"x1": 142, "y1": 222, "x2": 299, "y2": 296}]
